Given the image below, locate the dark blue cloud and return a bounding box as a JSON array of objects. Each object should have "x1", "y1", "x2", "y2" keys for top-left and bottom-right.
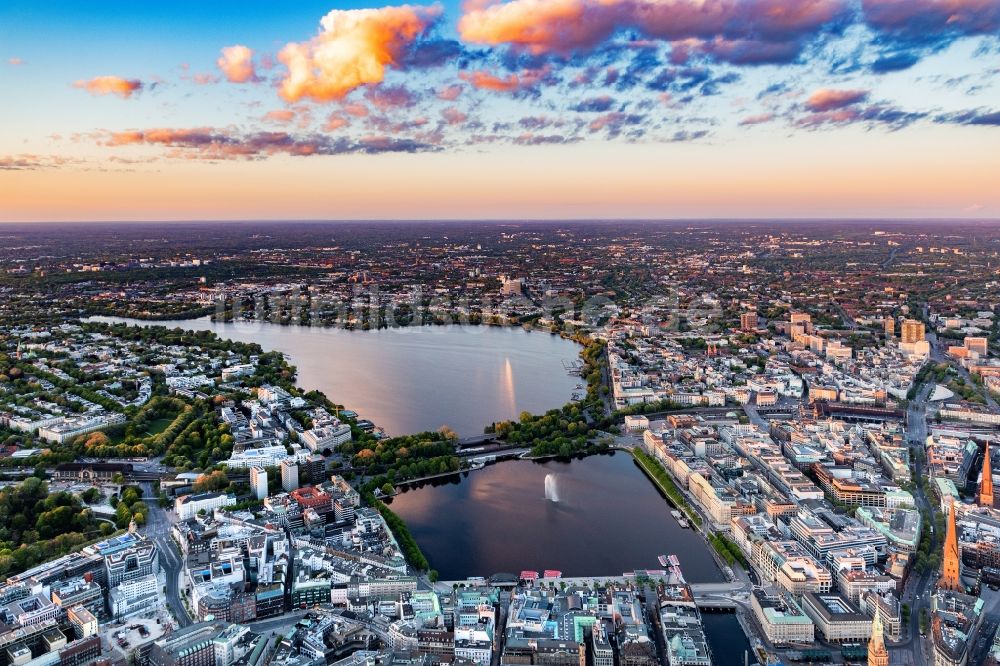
[
  {"x1": 856, "y1": 105, "x2": 927, "y2": 129},
  {"x1": 700, "y1": 72, "x2": 741, "y2": 96},
  {"x1": 796, "y1": 104, "x2": 927, "y2": 130},
  {"x1": 615, "y1": 48, "x2": 661, "y2": 90},
  {"x1": 668, "y1": 130, "x2": 710, "y2": 142},
  {"x1": 757, "y1": 82, "x2": 790, "y2": 99},
  {"x1": 869, "y1": 51, "x2": 921, "y2": 73},
  {"x1": 936, "y1": 108, "x2": 1000, "y2": 126},
  {"x1": 518, "y1": 116, "x2": 554, "y2": 130},
  {"x1": 861, "y1": 0, "x2": 1000, "y2": 73},
  {"x1": 642, "y1": 66, "x2": 738, "y2": 97},
  {"x1": 571, "y1": 96, "x2": 616, "y2": 112},
  {"x1": 512, "y1": 133, "x2": 580, "y2": 146},
  {"x1": 646, "y1": 67, "x2": 710, "y2": 92},
  {"x1": 589, "y1": 112, "x2": 645, "y2": 138},
  {"x1": 402, "y1": 39, "x2": 465, "y2": 69}
]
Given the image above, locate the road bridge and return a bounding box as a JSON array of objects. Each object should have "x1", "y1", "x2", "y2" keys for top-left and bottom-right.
[{"x1": 434, "y1": 576, "x2": 748, "y2": 601}]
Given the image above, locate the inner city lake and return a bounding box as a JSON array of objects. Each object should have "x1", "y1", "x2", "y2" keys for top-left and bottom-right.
[
  {"x1": 90, "y1": 317, "x2": 581, "y2": 436},
  {"x1": 389, "y1": 453, "x2": 758, "y2": 665},
  {"x1": 388, "y1": 452, "x2": 725, "y2": 581}
]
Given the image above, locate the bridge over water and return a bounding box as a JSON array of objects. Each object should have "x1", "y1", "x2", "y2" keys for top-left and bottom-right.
[{"x1": 434, "y1": 576, "x2": 748, "y2": 609}]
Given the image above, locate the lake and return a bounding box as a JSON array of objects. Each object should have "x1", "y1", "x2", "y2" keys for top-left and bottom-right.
[
  {"x1": 89, "y1": 317, "x2": 581, "y2": 437},
  {"x1": 386, "y1": 452, "x2": 725, "y2": 582}
]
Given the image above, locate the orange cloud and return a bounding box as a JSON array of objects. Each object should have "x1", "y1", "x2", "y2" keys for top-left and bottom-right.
[
  {"x1": 106, "y1": 128, "x2": 213, "y2": 147},
  {"x1": 805, "y1": 88, "x2": 869, "y2": 111},
  {"x1": 106, "y1": 130, "x2": 145, "y2": 146},
  {"x1": 459, "y1": 70, "x2": 520, "y2": 91},
  {"x1": 458, "y1": 0, "x2": 848, "y2": 60},
  {"x1": 459, "y1": 67, "x2": 549, "y2": 92},
  {"x1": 217, "y1": 45, "x2": 257, "y2": 83},
  {"x1": 7, "y1": 57, "x2": 24, "y2": 66},
  {"x1": 342, "y1": 102, "x2": 371, "y2": 118},
  {"x1": 458, "y1": 0, "x2": 620, "y2": 54},
  {"x1": 96, "y1": 126, "x2": 437, "y2": 161},
  {"x1": 73, "y1": 76, "x2": 143, "y2": 99},
  {"x1": 278, "y1": 4, "x2": 442, "y2": 102},
  {"x1": 324, "y1": 114, "x2": 351, "y2": 131},
  {"x1": 264, "y1": 109, "x2": 296, "y2": 123}
]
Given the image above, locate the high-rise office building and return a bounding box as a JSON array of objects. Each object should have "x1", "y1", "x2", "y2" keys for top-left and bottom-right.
[
  {"x1": 250, "y1": 467, "x2": 268, "y2": 501},
  {"x1": 741, "y1": 312, "x2": 758, "y2": 331},
  {"x1": 883, "y1": 317, "x2": 894, "y2": 338},
  {"x1": 280, "y1": 459, "x2": 299, "y2": 492},
  {"x1": 304, "y1": 454, "x2": 326, "y2": 484},
  {"x1": 901, "y1": 319, "x2": 925, "y2": 344}
]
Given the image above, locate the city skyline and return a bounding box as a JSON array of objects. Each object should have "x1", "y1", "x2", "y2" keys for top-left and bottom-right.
[
  {"x1": 2, "y1": 0, "x2": 999, "y2": 221},
  {"x1": 0, "y1": 219, "x2": 999, "y2": 663}
]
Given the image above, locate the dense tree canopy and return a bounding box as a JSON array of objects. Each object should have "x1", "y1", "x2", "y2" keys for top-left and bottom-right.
[{"x1": 0, "y1": 477, "x2": 105, "y2": 578}]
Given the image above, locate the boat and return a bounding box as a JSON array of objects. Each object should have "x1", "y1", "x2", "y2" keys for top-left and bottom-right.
[
  {"x1": 657, "y1": 555, "x2": 668, "y2": 567},
  {"x1": 670, "y1": 510, "x2": 682, "y2": 520},
  {"x1": 678, "y1": 518, "x2": 690, "y2": 529}
]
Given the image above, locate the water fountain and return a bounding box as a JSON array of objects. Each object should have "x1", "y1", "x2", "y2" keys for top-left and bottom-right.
[{"x1": 544, "y1": 473, "x2": 559, "y2": 502}]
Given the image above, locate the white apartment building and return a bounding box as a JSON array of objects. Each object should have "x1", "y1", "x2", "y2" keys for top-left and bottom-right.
[
  {"x1": 110, "y1": 574, "x2": 159, "y2": 618},
  {"x1": 300, "y1": 423, "x2": 352, "y2": 452},
  {"x1": 37, "y1": 413, "x2": 127, "y2": 444},
  {"x1": 225, "y1": 445, "x2": 297, "y2": 469},
  {"x1": 624, "y1": 415, "x2": 650, "y2": 432},
  {"x1": 176, "y1": 492, "x2": 235, "y2": 520}
]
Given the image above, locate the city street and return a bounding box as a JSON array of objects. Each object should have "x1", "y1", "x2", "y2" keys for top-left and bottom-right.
[
  {"x1": 141, "y1": 482, "x2": 192, "y2": 628},
  {"x1": 894, "y1": 381, "x2": 935, "y2": 666}
]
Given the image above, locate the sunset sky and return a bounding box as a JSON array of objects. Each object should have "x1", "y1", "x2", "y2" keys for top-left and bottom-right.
[{"x1": 1, "y1": 0, "x2": 999, "y2": 221}]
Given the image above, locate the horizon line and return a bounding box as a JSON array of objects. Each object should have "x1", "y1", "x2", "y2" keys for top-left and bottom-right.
[{"x1": 2, "y1": 217, "x2": 1000, "y2": 226}]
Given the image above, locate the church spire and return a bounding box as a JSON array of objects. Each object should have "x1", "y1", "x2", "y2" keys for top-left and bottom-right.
[
  {"x1": 981, "y1": 442, "x2": 995, "y2": 508},
  {"x1": 940, "y1": 497, "x2": 961, "y2": 591},
  {"x1": 867, "y1": 611, "x2": 888, "y2": 666}
]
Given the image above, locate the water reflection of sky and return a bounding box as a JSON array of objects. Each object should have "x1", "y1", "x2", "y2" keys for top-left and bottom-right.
[
  {"x1": 501, "y1": 357, "x2": 516, "y2": 416},
  {"x1": 389, "y1": 454, "x2": 726, "y2": 582},
  {"x1": 92, "y1": 318, "x2": 578, "y2": 435}
]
